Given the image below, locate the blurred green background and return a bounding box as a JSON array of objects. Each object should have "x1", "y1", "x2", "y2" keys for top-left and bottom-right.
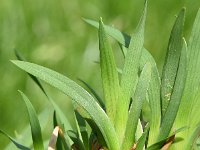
[{"x1": 0, "y1": 0, "x2": 200, "y2": 148}]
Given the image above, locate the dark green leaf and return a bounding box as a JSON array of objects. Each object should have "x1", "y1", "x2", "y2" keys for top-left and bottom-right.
[
  {"x1": 18, "y1": 91, "x2": 44, "y2": 150},
  {"x1": 12, "y1": 61, "x2": 120, "y2": 150},
  {"x1": 160, "y1": 8, "x2": 185, "y2": 116},
  {"x1": 158, "y1": 38, "x2": 187, "y2": 140}
]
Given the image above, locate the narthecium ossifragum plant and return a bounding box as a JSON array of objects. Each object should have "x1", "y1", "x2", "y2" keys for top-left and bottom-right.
[{"x1": 1, "y1": 1, "x2": 200, "y2": 150}]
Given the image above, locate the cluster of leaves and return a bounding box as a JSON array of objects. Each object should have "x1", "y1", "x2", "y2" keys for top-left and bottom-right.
[{"x1": 1, "y1": 1, "x2": 200, "y2": 150}]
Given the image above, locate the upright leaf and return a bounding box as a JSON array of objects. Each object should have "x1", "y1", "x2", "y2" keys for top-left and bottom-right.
[
  {"x1": 85, "y1": 16, "x2": 162, "y2": 145},
  {"x1": 83, "y1": 18, "x2": 130, "y2": 48},
  {"x1": 12, "y1": 61, "x2": 120, "y2": 150},
  {"x1": 140, "y1": 50, "x2": 161, "y2": 145},
  {"x1": 122, "y1": 63, "x2": 151, "y2": 150},
  {"x1": 18, "y1": 91, "x2": 44, "y2": 150},
  {"x1": 98, "y1": 18, "x2": 121, "y2": 124},
  {"x1": 158, "y1": 38, "x2": 187, "y2": 140},
  {"x1": 173, "y1": 8, "x2": 200, "y2": 150},
  {"x1": 115, "y1": 2, "x2": 147, "y2": 141},
  {"x1": 160, "y1": 8, "x2": 185, "y2": 116}
]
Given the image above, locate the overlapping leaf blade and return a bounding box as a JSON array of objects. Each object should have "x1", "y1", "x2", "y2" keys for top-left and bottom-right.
[
  {"x1": 15, "y1": 50, "x2": 74, "y2": 148},
  {"x1": 12, "y1": 60, "x2": 120, "y2": 150},
  {"x1": 78, "y1": 79, "x2": 105, "y2": 109},
  {"x1": 84, "y1": 12, "x2": 161, "y2": 145},
  {"x1": 18, "y1": 91, "x2": 44, "y2": 150},
  {"x1": 160, "y1": 9, "x2": 185, "y2": 116},
  {"x1": 121, "y1": 63, "x2": 151, "y2": 150},
  {"x1": 115, "y1": 2, "x2": 147, "y2": 141},
  {"x1": 139, "y1": 48, "x2": 161, "y2": 145},
  {"x1": 158, "y1": 38, "x2": 187, "y2": 140},
  {"x1": 173, "y1": 8, "x2": 200, "y2": 150},
  {"x1": 15, "y1": 49, "x2": 73, "y2": 137}
]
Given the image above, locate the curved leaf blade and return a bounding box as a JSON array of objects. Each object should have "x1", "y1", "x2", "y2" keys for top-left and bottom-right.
[
  {"x1": 122, "y1": 62, "x2": 151, "y2": 150},
  {"x1": 18, "y1": 91, "x2": 44, "y2": 150},
  {"x1": 12, "y1": 61, "x2": 120, "y2": 150}
]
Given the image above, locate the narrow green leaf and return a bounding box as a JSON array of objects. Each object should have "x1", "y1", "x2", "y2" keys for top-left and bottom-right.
[
  {"x1": 83, "y1": 18, "x2": 130, "y2": 48},
  {"x1": 18, "y1": 91, "x2": 44, "y2": 150},
  {"x1": 5, "y1": 105, "x2": 52, "y2": 150},
  {"x1": 75, "y1": 111, "x2": 89, "y2": 150},
  {"x1": 158, "y1": 38, "x2": 187, "y2": 140},
  {"x1": 140, "y1": 51, "x2": 161, "y2": 145},
  {"x1": 160, "y1": 8, "x2": 185, "y2": 116},
  {"x1": 12, "y1": 61, "x2": 120, "y2": 150},
  {"x1": 14, "y1": 50, "x2": 73, "y2": 144},
  {"x1": 15, "y1": 49, "x2": 48, "y2": 96},
  {"x1": 115, "y1": 2, "x2": 147, "y2": 141},
  {"x1": 121, "y1": 0, "x2": 147, "y2": 106},
  {"x1": 122, "y1": 62, "x2": 151, "y2": 150},
  {"x1": 99, "y1": 18, "x2": 121, "y2": 124},
  {"x1": 0, "y1": 130, "x2": 30, "y2": 150},
  {"x1": 85, "y1": 15, "x2": 162, "y2": 145},
  {"x1": 78, "y1": 79, "x2": 105, "y2": 109},
  {"x1": 174, "y1": 8, "x2": 200, "y2": 149}
]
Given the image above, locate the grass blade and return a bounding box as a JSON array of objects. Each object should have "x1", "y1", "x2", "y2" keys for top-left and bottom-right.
[
  {"x1": 98, "y1": 18, "x2": 121, "y2": 124},
  {"x1": 85, "y1": 13, "x2": 162, "y2": 145},
  {"x1": 15, "y1": 49, "x2": 74, "y2": 147},
  {"x1": 115, "y1": 2, "x2": 147, "y2": 141},
  {"x1": 140, "y1": 48, "x2": 161, "y2": 145},
  {"x1": 15, "y1": 49, "x2": 73, "y2": 141},
  {"x1": 174, "y1": 8, "x2": 200, "y2": 149},
  {"x1": 18, "y1": 91, "x2": 44, "y2": 150},
  {"x1": 160, "y1": 8, "x2": 185, "y2": 116},
  {"x1": 122, "y1": 62, "x2": 151, "y2": 150},
  {"x1": 75, "y1": 111, "x2": 89, "y2": 150},
  {"x1": 158, "y1": 38, "x2": 187, "y2": 140},
  {"x1": 12, "y1": 60, "x2": 120, "y2": 150},
  {"x1": 83, "y1": 18, "x2": 130, "y2": 48},
  {"x1": 0, "y1": 130, "x2": 30, "y2": 150}
]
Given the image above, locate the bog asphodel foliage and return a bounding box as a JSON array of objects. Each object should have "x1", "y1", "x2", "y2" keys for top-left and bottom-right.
[{"x1": 1, "y1": 1, "x2": 200, "y2": 150}]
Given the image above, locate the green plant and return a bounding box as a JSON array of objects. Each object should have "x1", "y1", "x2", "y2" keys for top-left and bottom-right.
[{"x1": 1, "y1": 1, "x2": 200, "y2": 150}]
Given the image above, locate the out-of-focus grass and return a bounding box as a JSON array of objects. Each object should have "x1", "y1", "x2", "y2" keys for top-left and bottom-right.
[{"x1": 0, "y1": 0, "x2": 199, "y2": 148}]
